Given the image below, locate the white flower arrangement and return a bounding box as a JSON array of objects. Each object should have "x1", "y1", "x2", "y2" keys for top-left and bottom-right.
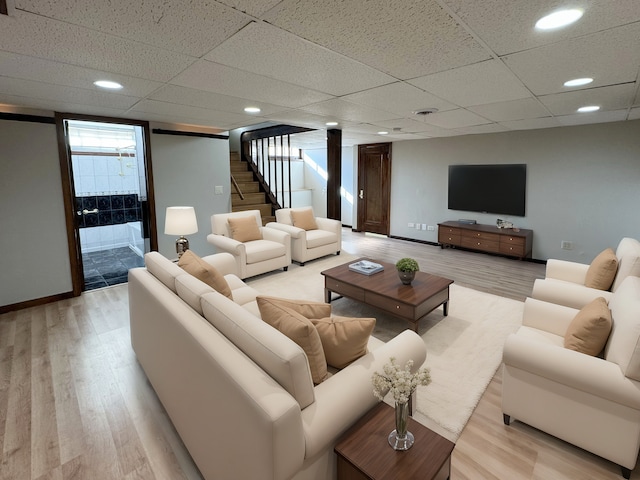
[{"x1": 372, "y1": 357, "x2": 431, "y2": 404}]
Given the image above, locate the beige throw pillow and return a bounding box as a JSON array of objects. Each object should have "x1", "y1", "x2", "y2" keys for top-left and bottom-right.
[
  {"x1": 228, "y1": 215, "x2": 262, "y2": 242},
  {"x1": 257, "y1": 296, "x2": 329, "y2": 384},
  {"x1": 290, "y1": 208, "x2": 318, "y2": 231},
  {"x1": 585, "y1": 248, "x2": 618, "y2": 290},
  {"x1": 178, "y1": 250, "x2": 233, "y2": 299},
  {"x1": 311, "y1": 315, "x2": 375, "y2": 369},
  {"x1": 564, "y1": 297, "x2": 612, "y2": 356}
]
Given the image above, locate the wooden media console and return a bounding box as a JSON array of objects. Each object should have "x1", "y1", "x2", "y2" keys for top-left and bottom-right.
[{"x1": 438, "y1": 221, "x2": 533, "y2": 260}]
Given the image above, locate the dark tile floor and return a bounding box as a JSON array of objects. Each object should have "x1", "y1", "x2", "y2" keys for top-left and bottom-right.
[{"x1": 82, "y1": 246, "x2": 145, "y2": 291}]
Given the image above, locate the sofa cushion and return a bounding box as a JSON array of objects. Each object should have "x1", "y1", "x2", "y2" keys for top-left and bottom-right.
[
  {"x1": 605, "y1": 276, "x2": 640, "y2": 381},
  {"x1": 612, "y1": 237, "x2": 640, "y2": 292},
  {"x1": 174, "y1": 273, "x2": 215, "y2": 315},
  {"x1": 306, "y1": 230, "x2": 338, "y2": 249},
  {"x1": 245, "y1": 240, "x2": 287, "y2": 264},
  {"x1": 144, "y1": 251, "x2": 184, "y2": 293},
  {"x1": 257, "y1": 296, "x2": 329, "y2": 384},
  {"x1": 585, "y1": 248, "x2": 618, "y2": 290},
  {"x1": 178, "y1": 250, "x2": 233, "y2": 299},
  {"x1": 228, "y1": 215, "x2": 262, "y2": 242},
  {"x1": 290, "y1": 208, "x2": 318, "y2": 231},
  {"x1": 564, "y1": 297, "x2": 612, "y2": 356},
  {"x1": 200, "y1": 292, "x2": 316, "y2": 409},
  {"x1": 311, "y1": 315, "x2": 376, "y2": 369}
]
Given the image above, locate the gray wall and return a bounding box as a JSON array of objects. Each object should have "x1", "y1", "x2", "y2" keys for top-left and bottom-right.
[
  {"x1": 389, "y1": 120, "x2": 640, "y2": 262},
  {"x1": 0, "y1": 119, "x2": 72, "y2": 306},
  {"x1": 150, "y1": 129, "x2": 230, "y2": 259}
]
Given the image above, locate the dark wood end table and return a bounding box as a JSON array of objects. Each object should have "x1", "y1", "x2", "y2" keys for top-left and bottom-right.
[{"x1": 334, "y1": 402, "x2": 455, "y2": 480}]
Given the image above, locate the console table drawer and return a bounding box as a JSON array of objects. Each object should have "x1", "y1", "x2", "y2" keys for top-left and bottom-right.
[
  {"x1": 499, "y1": 243, "x2": 526, "y2": 257},
  {"x1": 500, "y1": 235, "x2": 525, "y2": 246},
  {"x1": 461, "y1": 237, "x2": 500, "y2": 253},
  {"x1": 365, "y1": 292, "x2": 413, "y2": 318},
  {"x1": 438, "y1": 233, "x2": 460, "y2": 245},
  {"x1": 440, "y1": 226, "x2": 460, "y2": 235},
  {"x1": 460, "y1": 230, "x2": 500, "y2": 242},
  {"x1": 327, "y1": 280, "x2": 365, "y2": 301}
]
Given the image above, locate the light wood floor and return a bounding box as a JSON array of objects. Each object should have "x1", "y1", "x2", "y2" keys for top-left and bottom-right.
[{"x1": 0, "y1": 230, "x2": 636, "y2": 479}]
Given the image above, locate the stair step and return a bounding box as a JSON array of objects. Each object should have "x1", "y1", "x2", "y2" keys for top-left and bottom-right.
[
  {"x1": 231, "y1": 163, "x2": 249, "y2": 173},
  {"x1": 232, "y1": 192, "x2": 266, "y2": 206},
  {"x1": 230, "y1": 151, "x2": 241, "y2": 162},
  {"x1": 233, "y1": 203, "x2": 272, "y2": 217},
  {"x1": 262, "y1": 216, "x2": 275, "y2": 225},
  {"x1": 234, "y1": 182, "x2": 260, "y2": 193},
  {"x1": 233, "y1": 171, "x2": 254, "y2": 182}
]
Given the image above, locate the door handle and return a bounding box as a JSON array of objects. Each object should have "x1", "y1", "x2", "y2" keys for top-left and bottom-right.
[
  {"x1": 359, "y1": 190, "x2": 364, "y2": 199},
  {"x1": 82, "y1": 208, "x2": 99, "y2": 215}
]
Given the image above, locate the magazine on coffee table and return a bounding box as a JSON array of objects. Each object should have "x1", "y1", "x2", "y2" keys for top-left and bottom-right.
[{"x1": 348, "y1": 260, "x2": 384, "y2": 275}]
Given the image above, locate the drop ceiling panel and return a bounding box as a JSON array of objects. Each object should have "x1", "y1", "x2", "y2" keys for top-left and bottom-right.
[
  {"x1": 453, "y1": 123, "x2": 511, "y2": 136},
  {"x1": 149, "y1": 85, "x2": 288, "y2": 117},
  {"x1": 372, "y1": 117, "x2": 442, "y2": 133},
  {"x1": 342, "y1": 82, "x2": 457, "y2": 116},
  {"x1": 172, "y1": 60, "x2": 333, "y2": 108},
  {"x1": 629, "y1": 108, "x2": 640, "y2": 120},
  {"x1": 468, "y1": 97, "x2": 551, "y2": 122},
  {"x1": 131, "y1": 99, "x2": 251, "y2": 126},
  {"x1": 409, "y1": 60, "x2": 532, "y2": 107},
  {"x1": 16, "y1": 0, "x2": 251, "y2": 57},
  {"x1": 205, "y1": 22, "x2": 396, "y2": 96},
  {"x1": 0, "y1": 10, "x2": 195, "y2": 82},
  {"x1": 263, "y1": 0, "x2": 491, "y2": 79},
  {"x1": 0, "y1": 93, "x2": 126, "y2": 118},
  {"x1": 300, "y1": 99, "x2": 401, "y2": 123},
  {"x1": 421, "y1": 108, "x2": 491, "y2": 129},
  {"x1": 443, "y1": 0, "x2": 640, "y2": 55},
  {"x1": 538, "y1": 84, "x2": 636, "y2": 116},
  {"x1": 503, "y1": 23, "x2": 640, "y2": 96},
  {"x1": 216, "y1": 0, "x2": 284, "y2": 17},
  {"x1": 0, "y1": 76, "x2": 139, "y2": 110},
  {"x1": 499, "y1": 117, "x2": 561, "y2": 131},
  {"x1": 264, "y1": 110, "x2": 357, "y2": 130},
  {"x1": 556, "y1": 109, "x2": 628, "y2": 126}
]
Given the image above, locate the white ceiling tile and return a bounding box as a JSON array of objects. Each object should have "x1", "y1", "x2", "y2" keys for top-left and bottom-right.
[
  {"x1": 0, "y1": 10, "x2": 195, "y2": 82},
  {"x1": 172, "y1": 60, "x2": 334, "y2": 108},
  {"x1": 409, "y1": 60, "x2": 532, "y2": 107},
  {"x1": 16, "y1": 0, "x2": 251, "y2": 57},
  {"x1": 263, "y1": 0, "x2": 490, "y2": 79},
  {"x1": 205, "y1": 22, "x2": 396, "y2": 96},
  {"x1": 215, "y1": 0, "x2": 283, "y2": 17},
  {"x1": 443, "y1": 0, "x2": 640, "y2": 55},
  {"x1": 453, "y1": 123, "x2": 511, "y2": 135},
  {"x1": 372, "y1": 117, "x2": 441, "y2": 133},
  {"x1": 130, "y1": 99, "x2": 252, "y2": 125},
  {"x1": 556, "y1": 109, "x2": 629, "y2": 126},
  {"x1": 503, "y1": 23, "x2": 640, "y2": 96},
  {"x1": 538, "y1": 84, "x2": 636, "y2": 116},
  {"x1": 468, "y1": 97, "x2": 551, "y2": 122},
  {"x1": 0, "y1": 93, "x2": 127, "y2": 118},
  {"x1": 342, "y1": 82, "x2": 457, "y2": 116},
  {"x1": 421, "y1": 108, "x2": 492, "y2": 129},
  {"x1": 499, "y1": 117, "x2": 561, "y2": 131},
  {"x1": 628, "y1": 108, "x2": 640, "y2": 120},
  {"x1": 299, "y1": 99, "x2": 401, "y2": 123}
]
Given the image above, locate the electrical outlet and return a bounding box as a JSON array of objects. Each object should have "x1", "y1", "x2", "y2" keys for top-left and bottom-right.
[
  {"x1": 427, "y1": 225, "x2": 435, "y2": 231},
  {"x1": 561, "y1": 241, "x2": 573, "y2": 250},
  {"x1": 421, "y1": 224, "x2": 427, "y2": 230},
  {"x1": 408, "y1": 222, "x2": 414, "y2": 228},
  {"x1": 415, "y1": 223, "x2": 421, "y2": 230},
  {"x1": 214, "y1": 185, "x2": 223, "y2": 195}
]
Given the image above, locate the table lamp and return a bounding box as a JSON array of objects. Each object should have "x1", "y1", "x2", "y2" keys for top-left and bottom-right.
[{"x1": 165, "y1": 206, "x2": 198, "y2": 258}]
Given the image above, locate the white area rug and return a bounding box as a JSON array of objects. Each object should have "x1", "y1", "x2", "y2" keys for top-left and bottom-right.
[{"x1": 246, "y1": 254, "x2": 524, "y2": 442}]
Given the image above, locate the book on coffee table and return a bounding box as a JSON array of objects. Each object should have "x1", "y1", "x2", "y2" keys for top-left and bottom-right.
[{"x1": 348, "y1": 260, "x2": 384, "y2": 275}]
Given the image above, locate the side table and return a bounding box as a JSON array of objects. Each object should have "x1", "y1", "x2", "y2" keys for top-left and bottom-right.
[{"x1": 334, "y1": 402, "x2": 454, "y2": 480}]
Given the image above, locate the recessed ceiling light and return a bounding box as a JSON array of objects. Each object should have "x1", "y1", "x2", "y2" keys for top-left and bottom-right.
[
  {"x1": 244, "y1": 107, "x2": 261, "y2": 113},
  {"x1": 325, "y1": 121, "x2": 338, "y2": 126},
  {"x1": 577, "y1": 105, "x2": 600, "y2": 113},
  {"x1": 564, "y1": 77, "x2": 593, "y2": 87},
  {"x1": 378, "y1": 131, "x2": 389, "y2": 135},
  {"x1": 535, "y1": 9, "x2": 583, "y2": 30},
  {"x1": 94, "y1": 80, "x2": 123, "y2": 90}
]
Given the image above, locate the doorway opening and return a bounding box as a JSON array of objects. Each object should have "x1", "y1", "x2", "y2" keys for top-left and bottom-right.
[{"x1": 62, "y1": 118, "x2": 154, "y2": 291}]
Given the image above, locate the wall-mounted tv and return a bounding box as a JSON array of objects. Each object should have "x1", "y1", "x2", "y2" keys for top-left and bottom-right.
[{"x1": 448, "y1": 164, "x2": 526, "y2": 217}]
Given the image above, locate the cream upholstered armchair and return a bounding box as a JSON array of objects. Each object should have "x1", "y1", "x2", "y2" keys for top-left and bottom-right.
[
  {"x1": 266, "y1": 207, "x2": 341, "y2": 266},
  {"x1": 207, "y1": 210, "x2": 291, "y2": 279},
  {"x1": 532, "y1": 237, "x2": 640, "y2": 309},
  {"x1": 502, "y1": 275, "x2": 640, "y2": 479}
]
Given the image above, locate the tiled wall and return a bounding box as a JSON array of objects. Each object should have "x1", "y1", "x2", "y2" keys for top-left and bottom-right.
[{"x1": 75, "y1": 194, "x2": 141, "y2": 228}]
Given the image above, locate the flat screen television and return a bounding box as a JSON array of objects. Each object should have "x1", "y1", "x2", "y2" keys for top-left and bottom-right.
[{"x1": 448, "y1": 164, "x2": 526, "y2": 217}]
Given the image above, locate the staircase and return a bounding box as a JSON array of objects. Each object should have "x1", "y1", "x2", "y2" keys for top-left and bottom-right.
[{"x1": 230, "y1": 151, "x2": 275, "y2": 224}]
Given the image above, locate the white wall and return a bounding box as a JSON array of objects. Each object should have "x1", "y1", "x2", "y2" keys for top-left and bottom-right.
[
  {"x1": 390, "y1": 120, "x2": 640, "y2": 261},
  {"x1": 150, "y1": 129, "x2": 230, "y2": 259},
  {"x1": 0, "y1": 119, "x2": 73, "y2": 306}
]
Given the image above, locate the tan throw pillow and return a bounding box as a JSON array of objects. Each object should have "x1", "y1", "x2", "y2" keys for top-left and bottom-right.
[
  {"x1": 311, "y1": 315, "x2": 375, "y2": 369},
  {"x1": 290, "y1": 208, "x2": 318, "y2": 231},
  {"x1": 564, "y1": 297, "x2": 612, "y2": 356},
  {"x1": 178, "y1": 250, "x2": 233, "y2": 299},
  {"x1": 257, "y1": 296, "x2": 329, "y2": 384},
  {"x1": 227, "y1": 215, "x2": 262, "y2": 242},
  {"x1": 585, "y1": 248, "x2": 618, "y2": 290}
]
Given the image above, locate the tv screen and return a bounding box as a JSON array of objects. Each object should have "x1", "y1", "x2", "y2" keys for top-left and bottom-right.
[{"x1": 448, "y1": 164, "x2": 526, "y2": 217}]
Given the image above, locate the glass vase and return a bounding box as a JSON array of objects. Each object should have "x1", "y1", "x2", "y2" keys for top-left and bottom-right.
[{"x1": 388, "y1": 400, "x2": 414, "y2": 450}]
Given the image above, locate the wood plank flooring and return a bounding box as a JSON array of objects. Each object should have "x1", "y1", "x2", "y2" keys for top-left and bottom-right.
[{"x1": 0, "y1": 229, "x2": 637, "y2": 479}]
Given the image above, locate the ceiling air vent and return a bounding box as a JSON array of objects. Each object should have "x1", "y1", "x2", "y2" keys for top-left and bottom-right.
[{"x1": 413, "y1": 108, "x2": 439, "y2": 116}]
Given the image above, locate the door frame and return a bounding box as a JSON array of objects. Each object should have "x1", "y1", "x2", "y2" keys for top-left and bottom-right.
[
  {"x1": 356, "y1": 142, "x2": 392, "y2": 235},
  {"x1": 55, "y1": 112, "x2": 158, "y2": 296}
]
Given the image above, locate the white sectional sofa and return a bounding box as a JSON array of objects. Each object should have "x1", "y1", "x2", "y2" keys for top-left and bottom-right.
[{"x1": 128, "y1": 251, "x2": 426, "y2": 480}]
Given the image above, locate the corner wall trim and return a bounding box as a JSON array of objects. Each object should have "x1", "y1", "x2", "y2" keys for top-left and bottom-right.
[
  {"x1": 0, "y1": 112, "x2": 56, "y2": 124},
  {"x1": 152, "y1": 128, "x2": 229, "y2": 140}
]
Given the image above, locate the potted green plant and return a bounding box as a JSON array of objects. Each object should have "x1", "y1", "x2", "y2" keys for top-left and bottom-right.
[{"x1": 395, "y1": 258, "x2": 419, "y2": 285}]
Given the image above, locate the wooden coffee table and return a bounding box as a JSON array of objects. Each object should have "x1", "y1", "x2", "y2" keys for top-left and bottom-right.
[
  {"x1": 334, "y1": 402, "x2": 455, "y2": 480},
  {"x1": 321, "y1": 259, "x2": 453, "y2": 332}
]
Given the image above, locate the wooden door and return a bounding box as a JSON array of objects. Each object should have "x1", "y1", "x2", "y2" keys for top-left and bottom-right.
[{"x1": 357, "y1": 143, "x2": 391, "y2": 235}]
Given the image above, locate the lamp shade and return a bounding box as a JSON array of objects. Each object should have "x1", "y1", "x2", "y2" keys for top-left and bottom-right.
[{"x1": 165, "y1": 206, "x2": 198, "y2": 235}]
